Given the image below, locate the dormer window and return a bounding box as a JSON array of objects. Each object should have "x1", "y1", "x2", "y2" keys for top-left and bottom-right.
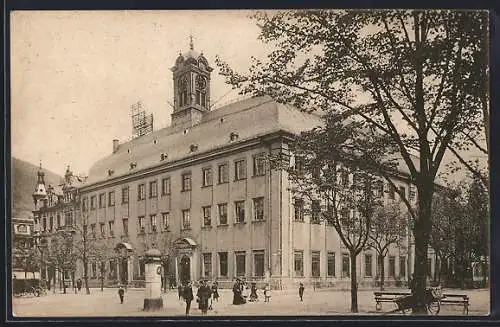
[
  {"x1": 130, "y1": 162, "x2": 137, "y2": 170},
  {"x1": 190, "y1": 144, "x2": 198, "y2": 152},
  {"x1": 230, "y1": 132, "x2": 239, "y2": 142},
  {"x1": 183, "y1": 128, "x2": 189, "y2": 135},
  {"x1": 160, "y1": 153, "x2": 168, "y2": 161},
  {"x1": 108, "y1": 169, "x2": 114, "y2": 176}
]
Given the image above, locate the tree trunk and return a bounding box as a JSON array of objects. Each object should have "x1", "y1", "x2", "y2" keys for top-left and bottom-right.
[
  {"x1": 62, "y1": 270, "x2": 67, "y2": 294},
  {"x1": 411, "y1": 183, "x2": 433, "y2": 314},
  {"x1": 482, "y1": 261, "x2": 488, "y2": 288},
  {"x1": 83, "y1": 257, "x2": 90, "y2": 295},
  {"x1": 378, "y1": 254, "x2": 385, "y2": 291},
  {"x1": 350, "y1": 252, "x2": 359, "y2": 313}
]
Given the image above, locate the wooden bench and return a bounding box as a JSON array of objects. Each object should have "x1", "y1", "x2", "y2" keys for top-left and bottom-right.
[
  {"x1": 440, "y1": 294, "x2": 469, "y2": 315},
  {"x1": 374, "y1": 291, "x2": 410, "y2": 311},
  {"x1": 374, "y1": 291, "x2": 470, "y2": 315}
]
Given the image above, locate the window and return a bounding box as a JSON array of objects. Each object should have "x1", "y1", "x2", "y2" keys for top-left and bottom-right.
[
  {"x1": 235, "y1": 251, "x2": 246, "y2": 277},
  {"x1": 218, "y1": 203, "x2": 228, "y2": 225},
  {"x1": 149, "y1": 181, "x2": 158, "y2": 198},
  {"x1": 365, "y1": 254, "x2": 373, "y2": 277},
  {"x1": 56, "y1": 215, "x2": 61, "y2": 228},
  {"x1": 161, "y1": 178, "x2": 171, "y2": 196},
  {"x1": 91, "y1": 262, "x2": 97, "y2": 278},
  {"x1": 108, "y1": 220, "x2": 115, "y2": 236},
  {"x1": 294, "y1": 250, "x2": 304, "y2": 277},
  {"x1": 203, "y1": 253, "x2": 212, "y2": 278},
  {"x1": 90, "y1": 196, "x2": 96, "y2": 209},
  {"x1": 182, "y1": 209, "x2": 191, "y2": 229},
  {"x1": 427, "y1": 258, "x2": 432, "y2": 277},
  {"x1": 182, "y1": 172, "x2": 192, "y2": 191},
  {"x1": 109, "y1": 260, "x2": 117, "y2": 279},
  {"x1": 342, "y1": 254, "x2": 350, "y2": 278},
  {"x1": 400, "y1": 256, "x2": 407, "y2": 278},
  {"x1": 150, "y1": 214, "x2": 157, "y2": 232},
  {"x1": 49, "y1": 216, "x2": 54, "y2": 231},
  {"x1": 108, "y1": 191, "x2": 115, "y2": 206},
  {"x1": 294, "y1": 198, "x2": 304, "y2": 222},
  {"x1": 218, "y1": 163, "x2": 229, "y2": 184},
  {"x1": 253, "y1": 154, "x2": 266, "y2": 176},
  {"x1": 202, "y1": 168, "x2": 213, "y2": 187},
  {"x1": 311, "y1": 200, "x2": 321, "y2": 224},
  {"x1": 234, "y1": 159, "x2": 247, "y2": 180},
  {"x1": 82, "y1": 197, "x2": 88, "y2": 211},
  {"x1": 122, "y1": 218, "x2": 128, "y2": 236},
  {"x1": 388, "y1": 183, "x2": 396, "y2": 200},
  {"x1": 100, "y1": 223, "x2": 105, "y2": 237},
  {"x1": 99, "y1": 193, "x2": 106, "y2": 208},
  {"x1": 375, "y1": 180, "x2": 384, "y2": 198},
  {"x1": 235, "y1": 201, "x2": 245, "y2": 223},
  {"x1": 218, "y1": 252, "x2": 228, "y2": 277},
  {"x1": 138, "y1": 184, "x2": 145, "y2": 201},
  {"x1": 42, "y1": 217, "x2": 47, "y2": 231},
  {"x1": 295, "y1": 155, "x2": 304, "y2": 173},
  {"x1": 409, "y1": 185, "x2": 416, "y2": 202},
  {"x1": 65, "y1": 212, "x2": 73, "y2": 226},
  {"x1": 311, "y1": 251, "x2": 321, "y2": 277},
  {"x1": 341, "y1": 170, "x2": 349, "y2": 187},
  {"x1": 121, "y1": 187, "x2": 129, "y2": 204},
  {"x1": 253, "y1": 250, "x2": 265, "y2": 277},
  {"x1": 398, "y1": 186, "x2": 406, "y2": 201},
  {"x1": 139, "y1": 258, "x2": 145, "y2": 278},
  {"x1": 138, "y1": 216, "x2": 145, "y2": 233},
  {"x1": 162, "y1": 212, "x2": 169, "y2": 230},
  {"x1": 389, "y1": 256, "x2": 396, "y2": 278},
  {"x1": 327, "y1": 252, "x2": 336, "y2": 277},
  {"x1": 203, "y1": 206, "x2": 211, "y2": 227},
  {"x1": 91, "y1": 224, "x2": 96, "y2": 238},
  {"x1": 253, "y1": 197, "x2": 264, "y2": 221}
]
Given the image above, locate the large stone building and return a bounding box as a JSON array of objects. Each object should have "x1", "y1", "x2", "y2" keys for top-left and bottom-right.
[{"x1": 32, "y1": 43, "x2": 435, "y2": 290}]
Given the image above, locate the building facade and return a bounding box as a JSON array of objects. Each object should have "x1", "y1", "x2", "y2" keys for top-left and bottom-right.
[{"x1": 32, "y1": 44, "x2": 434, "y2": 290}]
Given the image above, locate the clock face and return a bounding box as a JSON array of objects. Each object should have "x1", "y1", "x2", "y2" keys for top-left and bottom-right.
[{"x1": 196, "y1": 75, "x2": 207, "y2": 90}]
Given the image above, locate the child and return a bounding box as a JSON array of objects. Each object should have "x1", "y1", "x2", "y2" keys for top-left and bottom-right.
[
  {"x1": 299, "y1": 282, "x2": 305, "y2": 302},
  {"x1": 264, "y1": 283, "x2": 271, "y2": 302},
  {"x1": 118, "y1": 286, "x2": 125, "y2": 304}
]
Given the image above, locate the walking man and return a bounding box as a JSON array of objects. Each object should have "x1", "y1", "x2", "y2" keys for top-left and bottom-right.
[
  {"x1": 299, "y1": 282, "x2": 305, "y2": 302},
  {"x1": 118, "y1": 285, "x2": 125, "y2": 304},
  {"x1": 183, "y1": 281, "x2": 194, "y2": 316}
]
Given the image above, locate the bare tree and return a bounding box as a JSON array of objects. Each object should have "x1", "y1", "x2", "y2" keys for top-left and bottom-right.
[
  {"x1": 367, "y1": 202, "x2": 407, "y2": 290},
  {"x1": 47, "y1": 230, "x2": 77, "y2": 294}
]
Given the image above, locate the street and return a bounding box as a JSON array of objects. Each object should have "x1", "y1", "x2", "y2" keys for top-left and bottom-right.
[{"x1": 12, "y1": 287, "x2": 489, "y2": 317}]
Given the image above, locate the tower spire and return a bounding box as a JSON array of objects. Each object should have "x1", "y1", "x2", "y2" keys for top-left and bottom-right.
[{"x1": 189, "y1": 35, "x2": 194, "y2": 50}]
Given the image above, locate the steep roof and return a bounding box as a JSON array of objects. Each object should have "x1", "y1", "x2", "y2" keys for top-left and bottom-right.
[{"x1": 86, "y1": 96, "x2": 322, "y2": 185}]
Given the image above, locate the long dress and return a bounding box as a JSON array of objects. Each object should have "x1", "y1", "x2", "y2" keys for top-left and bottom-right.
[
  {"x1": 248, "y1": 284, "x2": 258, "y2": 302},
  {"x1": 197, "y1": 285, "x2": 211, "y2": 313},
  {"x1": 232, "y1": 282, "x2": 246, "y2": 305}
]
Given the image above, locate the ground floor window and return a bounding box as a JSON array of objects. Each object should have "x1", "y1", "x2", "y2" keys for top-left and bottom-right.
[
  {"x1": 389, "y1": 256, "x2": 396, "y2": 278},
  {"x1": 342, "y1": 254, "x2": 350, "y2": 278},
  {"x1": 235, "y1": 251, "x2": 246, "y2": 277},
  {"x1": 91, "y1": 262, "x2": 97, "y2": 279},
  {"x1": 139, "y1": 258, "x2": 145, "y2": 279},
  {"x1": 365, "y1": 254, "x2": 373, "y2": 277},
  {"x1": 399, "y1": 256, "x2": 406, "y2": 278},
  {"x1": 253, "y1": 250, "x2": 265, "y2": 277},
  {"x1": 327, "y1": 252, "x2": 335, "y2": 277},
  {"x1": 203, "y1": 253, "x2": 212, "y2": 278},
  {"x1": 109, "y1": 260, "x2": 117, "y2": 279},
  {"x1": 294, "y1": 250, "x2": 304, "y2": 277},
  {"x1": 311, "y1": 251, "x2": 321, "y2": 277},
  {"x1": 218, "y1": 252, "x2": 228, "y2": 277}
]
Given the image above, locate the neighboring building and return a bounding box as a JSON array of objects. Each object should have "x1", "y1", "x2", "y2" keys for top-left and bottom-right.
[
  {"x1": 59, "y1": 42, "x2": 423, "y2": 290},
  {"x1": 12, "y1": 217, "x2": 38, "y2": 281},
  {"x1": 32, "y1": 164, "x2": 84, "y2": 288}
]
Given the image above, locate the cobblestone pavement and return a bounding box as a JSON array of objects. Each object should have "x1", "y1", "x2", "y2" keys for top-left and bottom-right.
[{"x1": 12, "y1": 287, "x2": 489, "y2": 317}]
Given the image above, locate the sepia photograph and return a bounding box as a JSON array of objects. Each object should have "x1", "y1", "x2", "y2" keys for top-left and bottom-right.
[{"x1": 9, "y1": 9, "x2": 490, "y2": 317}]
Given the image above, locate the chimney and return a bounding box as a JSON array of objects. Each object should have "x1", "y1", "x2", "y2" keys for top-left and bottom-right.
[{"x1": 112, "y1": 139, "x2": 120, "y2": 153}]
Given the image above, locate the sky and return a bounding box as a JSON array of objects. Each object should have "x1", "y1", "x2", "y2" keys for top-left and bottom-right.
[
  {"x1": 11, "y1": 10, "x2": 271, "y2": 176},
  {"x1": 11, "y1": 10, "x2": 487, "y2": 181}
]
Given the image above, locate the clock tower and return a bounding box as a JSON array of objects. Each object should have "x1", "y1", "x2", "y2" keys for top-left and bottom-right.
[{"x1": 170, "y1": 37, "x2": 213, "y2": 131}]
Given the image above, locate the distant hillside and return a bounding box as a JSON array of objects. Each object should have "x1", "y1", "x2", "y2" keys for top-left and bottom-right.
[{"x1": 11, "y1": 157, "x2": 62, "y2": 218}]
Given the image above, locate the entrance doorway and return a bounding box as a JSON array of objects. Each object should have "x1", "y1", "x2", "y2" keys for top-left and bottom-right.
[
  {"x1": 120, "y1": 258, "x2": 128, "y2": 285},
  {"x1": 180, "y1": 256, "x2": 191, "y2": 283}
]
